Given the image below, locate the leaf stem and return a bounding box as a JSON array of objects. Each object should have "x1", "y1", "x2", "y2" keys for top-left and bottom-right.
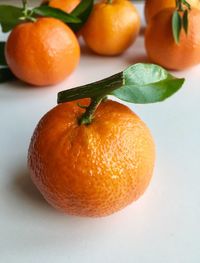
[
  {"x1": 176, "y1": 0, "x2": 191, "y2": 11},
  {"x1": 21, "y1": 0, "x2": 37, "y2": 22},
  {"x1": 176, "y1": 0, "x2": 183, "y2": 11},
  {"x1": 22, "y1": 0, "x2": 28, "y2": 10},
  {"x1": 79, "y1": 97, "x2": 104, "y2": 125},
  {"x1": 57, "y1": 72, "x2": 123, "y2": 104}
]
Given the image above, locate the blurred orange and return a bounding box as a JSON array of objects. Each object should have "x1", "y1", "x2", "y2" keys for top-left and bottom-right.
[
  {"x1": 42, "y1": 0, "x2": 80, "y2": 13},
  {"x1": 145, "y1": 0, "x2": 200, "y2": 23},
  {"x1": 5, "y1": 18, "x2": 80, "y2": 86},
  {"x1": 81, "y1": 0, "x2": 140, "y2": 55},
  {"x1": 145, "y1": 8, "x2": 200, "y2": 70}
]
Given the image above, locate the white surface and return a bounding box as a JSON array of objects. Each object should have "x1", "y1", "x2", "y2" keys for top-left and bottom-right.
[{"x1": 1, "y1": 3, "x2": 200, "y2": 263}]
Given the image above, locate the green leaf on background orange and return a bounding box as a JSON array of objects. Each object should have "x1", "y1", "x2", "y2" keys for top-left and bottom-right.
[
  {"x1": 172, "y1": 11, "x2": 182, "y2": 44},
  {"x1": 183, "y1": 9, "x2": 189, "y2": 34},
  {"x1": 70, "y1": 0, "x2": 94, "y2": 31}
]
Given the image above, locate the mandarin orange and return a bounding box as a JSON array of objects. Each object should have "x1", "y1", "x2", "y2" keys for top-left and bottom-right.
[
  {"x1": 5, "y1": 18, "x2": 80, "y2": 86},
  {"x1": 81, "y1": 0, "x2": 140, "y2": 55},
  {"x1": 28, "y1": 99, "x2": 155, "y2": 217},
  {"x1": 145, "y1": 8, "x2": 200, "y2": 70}
]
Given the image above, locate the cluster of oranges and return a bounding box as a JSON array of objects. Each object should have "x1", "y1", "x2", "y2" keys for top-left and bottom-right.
[
  {"x1": 5, "y1": 0, "x2": 200, "y2": 88},
  {"x1": 5, "y1": 0, "x2": 141, "y2": 86},
  {"x1": 2, "y1": 1, "x2": 188, "y2": 217}
]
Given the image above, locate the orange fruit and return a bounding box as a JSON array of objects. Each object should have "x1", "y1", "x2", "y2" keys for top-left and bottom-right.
[
  {"x1": 145, "y1": 8, "x2": 200, "y2": 70},
  {"x1": 28, "y1": 99, "x2": 155, "y2": 217},
  {"x1": 42, "y1": 0, "x2": 80, "y2": 13},
  {"x1": 81, "y1": 0, "x2": 141, "y2": 56},
  {"x1": 5, "y1": 18, "x2": 80, "y2": 86},
  {"x1": 145, "y1": 0, "x2": 200, "y2": 23}
]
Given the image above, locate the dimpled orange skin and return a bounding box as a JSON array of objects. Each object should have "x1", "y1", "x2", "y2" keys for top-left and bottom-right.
[
  {"x1": 145, "y1": 8, "x2": 200, "y2": 70},
  {"x1": 81, "y1": 0, "x2": 141, "y2": 56},
  {"x1": 5, "y1": 18, "x2": 80, "y2": 86},
  {"x1": 43, "y1": 0, "x2": 80, "y2": 13},
  {"x1": 145, "y1": 0, "x2": 200, "y2": 23},
  {"x1": 28, "y1": 99, "x2": 155, "y2": 217}
]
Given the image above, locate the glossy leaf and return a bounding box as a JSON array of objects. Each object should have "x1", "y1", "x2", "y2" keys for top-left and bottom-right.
[
  {"x1": 0, "y1": 67, "x2": 15, "y2": 83},
  {"x1": 0, "y1": 5, "x2": 23, "y2": 32},
  {"x1": 0, "y1": 42, "x2": 7, "y2": 66},
  {"x1": 33, "y1": 6, "x2": 81, "y2": 23},
  {"x1": 112, "y1": 79, "x2": 184, "y2": 103},
  {"x1": 58, "y1": 63, "x2": 185, "y2": 105},
  {"x1": 70, "y1": 0, "x2": 94, "y2": 31},
  {"x1": 172, "y1": 10, "x2": 182, "y2": 44},
  {"x1": 183, "y1": 9, "x2": 189, "y2": 34},
  {"x1": 111, "y1": 64, "x2": 184, "y2": 103}
]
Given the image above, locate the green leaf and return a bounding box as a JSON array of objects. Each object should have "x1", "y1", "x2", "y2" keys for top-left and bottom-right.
[
  {"x1": 70, "y1": 0, "x2": 94, "y2": 31},
  {"x1": 58, "y1": 63, "x2": 184, "y2": 104},
  {"x1": 33, "y1": 6, "x2": 81, "y2": 24},
  {"x1": 112, "y1": 79, "x2": 184, "y2": 104},
  {"x1": 172, "y1": 10, "x2": 182, "y2": 44},
  {"x1": 183, "y1": 9, "x2": 189, "y2": 34},
  {"x1": 0, "y1": 42, "x2": 7, "y2": 66},
  {"x1": 0, "y1": 5, "x2": 23, "y2": 32},
  {"x1": 0, "y1": 67, "x2": 15, "y2": 83},
  {"x1": 111, "y1": 64, "x2": 184, "y2": 103}
]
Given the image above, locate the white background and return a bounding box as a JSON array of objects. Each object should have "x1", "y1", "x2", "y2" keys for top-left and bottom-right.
[{"x1": 0, "y1": 2, "x2": 200, "y2": 262}]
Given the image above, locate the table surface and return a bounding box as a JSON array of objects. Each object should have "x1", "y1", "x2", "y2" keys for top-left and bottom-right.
[{"x1": 1, "y1": 2, "x2": 200, "y2": 263}]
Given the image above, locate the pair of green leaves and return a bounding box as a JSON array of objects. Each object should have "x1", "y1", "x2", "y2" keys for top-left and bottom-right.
[
  {"x1": 172, "y1": 9, "x2": 189, "y2": 44},
  {"x1": 172, "y1": 0, "x2": 191, "y2": 44},
  {"x1": 0, "y1": 0, "x2": 93, "y2": 33},
  {"x1": 58, "y1": 63, "x2": 184, "y2": 105}
]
